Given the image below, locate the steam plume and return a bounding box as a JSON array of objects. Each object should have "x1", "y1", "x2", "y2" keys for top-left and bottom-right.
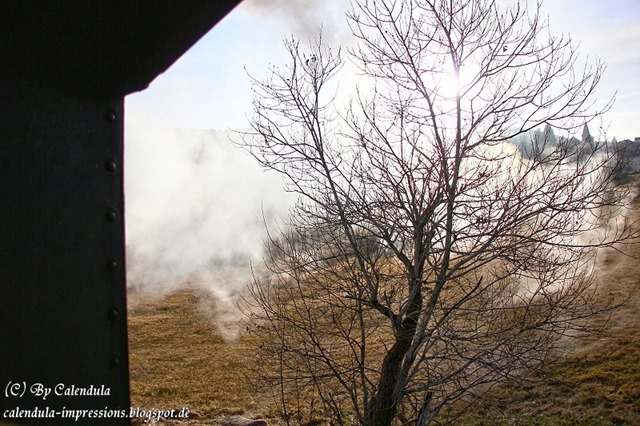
[{"x1": 125, "y1": 117, "x2": 293, "y2": 337}]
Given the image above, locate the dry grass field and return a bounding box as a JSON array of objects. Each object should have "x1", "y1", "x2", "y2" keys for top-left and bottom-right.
[
  {"x1": 438, "y1": 243, "x2": 640, "y2": 425},
  {"x1": 128, "y1": 288, "x2": 282, "y2": 425},
  {"x1": 128, "y1": 198, "x2": 640, "y2": 425}
]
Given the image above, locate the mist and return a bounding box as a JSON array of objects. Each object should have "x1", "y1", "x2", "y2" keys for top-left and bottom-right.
[{"x1": 124, "y1": 115, "x2": 294, "y2": 336}]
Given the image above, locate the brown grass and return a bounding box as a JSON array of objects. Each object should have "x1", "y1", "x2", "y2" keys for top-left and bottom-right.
[
  {"x1": 128, "y1": 253, "x2": 640, "y2": 425},
  {"x1": 128, "y1": 287, "x2": 281, "y2": 425},
  {"x1": 439, "y1": 217, "x2": 640, "y2": 425},
  {"x1": 457, "y1": 180, "x2": 640, "y2": 424},
  {"x1": 128, "y1": 186, "x2": 640, "y2": 425}
]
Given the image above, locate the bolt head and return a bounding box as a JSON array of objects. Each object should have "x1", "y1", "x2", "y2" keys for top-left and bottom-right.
[
  {"x1": 105, "y1": 110, "x2": 117, "y2": 123},
  {"x1": 105, "y1": 160, "x2": 117, "y2": 172}
]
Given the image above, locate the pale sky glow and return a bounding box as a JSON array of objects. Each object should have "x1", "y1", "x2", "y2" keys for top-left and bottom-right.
[
  {"x1": 123, "y1": 0, "x2": 640, "y2": 296},
  {"x1": 126, "y1": 0, "x2": 640, "y2": 139}
]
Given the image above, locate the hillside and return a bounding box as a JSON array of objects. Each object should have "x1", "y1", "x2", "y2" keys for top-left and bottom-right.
[
  {"x1": 128, "y1": 212, "x2": 640, "y2": 426},
  {"x1": 128, "y1": 288, "x2": 280, "y2": 425},
  {"x1": 440, "y1": 241, "x2": 640, "y2": 425}
]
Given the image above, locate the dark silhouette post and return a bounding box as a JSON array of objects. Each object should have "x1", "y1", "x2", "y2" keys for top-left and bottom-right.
[{"x1": 0, "y1": 2, "x2": 240, "y2": 424}]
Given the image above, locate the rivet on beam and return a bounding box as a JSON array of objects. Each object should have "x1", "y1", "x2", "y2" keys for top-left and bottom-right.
[
  {"x1": 104, "y1": 109, "x2": 117, "y2": 123},
  {"x1": 105, "y1": 159, "x2": 117, "y2": 173},
  {"x1": 109, "y1": 353, "x2": 121, "y2": 368},
  {"x1": 108, "y1": 307, "x2": 119, "y2": 321},
  {"x1": 106, "y1": 258, "x2": 118, "y2": 271},
  {"x1": 106, "y1": 209, "x2": 117, "y2": 222}
]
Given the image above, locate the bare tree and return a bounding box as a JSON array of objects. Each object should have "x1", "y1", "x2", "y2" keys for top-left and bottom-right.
[{"x1": 237, "y1": 1, "x2": 634, "y2": 425}]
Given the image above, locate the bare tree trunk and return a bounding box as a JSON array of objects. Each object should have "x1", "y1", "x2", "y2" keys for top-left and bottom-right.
[
  {"x1": 366, "y1": 285, "x2": 423, "y2": 426},
  {"x1": 366, "y1": 338, "x2": 411, "y2": 426}
]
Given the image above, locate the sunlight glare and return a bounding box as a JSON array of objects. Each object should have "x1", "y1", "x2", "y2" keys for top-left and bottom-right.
[{"x1": 439, "y1": 63, "x2": 481, "y2": 99}]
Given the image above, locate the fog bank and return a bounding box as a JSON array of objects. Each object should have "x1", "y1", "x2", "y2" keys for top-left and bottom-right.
[{"x1": 125, "y1": 118, "x2": 293, "y2": 304}]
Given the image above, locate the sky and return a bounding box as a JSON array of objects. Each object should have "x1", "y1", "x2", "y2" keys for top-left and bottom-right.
[
  {"x1": 124, "y1": 0, "x2": 640, "y2": 316},
  {"x1": 126, "y1": 0, "x2": 640, "y2": 138}
]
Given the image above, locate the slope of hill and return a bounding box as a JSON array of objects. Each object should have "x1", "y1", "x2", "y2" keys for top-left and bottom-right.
[
  {"x1": 128, "y1": 288, "x2": 280, "y2": 425},
  {"x1": 440, "y1": 243, "x2": 640, "y2": 425},
  {"x1": 128, "y1": 201, "x2": 640, "y2": 425}
]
